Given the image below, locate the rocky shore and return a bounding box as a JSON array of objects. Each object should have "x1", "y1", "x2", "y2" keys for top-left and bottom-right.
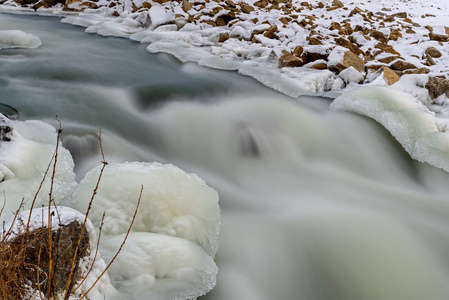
[{"x1": 1, "y1": 0, "x2": 448, "y2": 99}]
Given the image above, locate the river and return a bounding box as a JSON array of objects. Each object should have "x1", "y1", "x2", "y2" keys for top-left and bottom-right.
[{"x1": 2, "y1": 12, "x2": 449, "y2": 300}]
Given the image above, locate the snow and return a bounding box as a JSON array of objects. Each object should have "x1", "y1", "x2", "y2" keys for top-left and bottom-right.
[
  {"x1": 0, "y1": 29, "x2": 41, "y2": 49},
  {"x1": 0, "y1": 114, "x2": 77, "y2": 219}
]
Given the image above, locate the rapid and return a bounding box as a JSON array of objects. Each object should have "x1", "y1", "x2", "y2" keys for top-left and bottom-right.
[{"x1": 2, "y1": 12, "x2": 449, "y2": 300}]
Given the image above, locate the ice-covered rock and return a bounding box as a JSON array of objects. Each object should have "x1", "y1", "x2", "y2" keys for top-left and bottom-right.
[
  {"x1": 0, "y1": 30, "x2": 41, "y2": 50},
  {"x1": 0, "y1": 114, "x2": 77, "y2": 220}
]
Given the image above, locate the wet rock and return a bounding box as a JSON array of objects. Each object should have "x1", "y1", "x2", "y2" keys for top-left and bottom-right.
[{"x1": 426, "y1": 76, "x2": 449, "y2": 99}]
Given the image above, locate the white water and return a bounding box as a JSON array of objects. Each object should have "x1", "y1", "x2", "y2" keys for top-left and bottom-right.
[{"x1": 2, "y1": 12, "x2": 449, "y2": 300}]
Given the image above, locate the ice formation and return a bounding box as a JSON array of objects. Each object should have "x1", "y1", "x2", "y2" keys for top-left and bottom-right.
[
  {"x1": 64, "y1": 162, "x2": 220, "y2": 299},
  {"x1": 0, "y1": 114, "x2": 77, "y2": 219},
  {"x1": 0, "y1": 29, "x2": 41, "y2": 49},
  {"x1": 331, "y1": 85, "x2": 449, "y2": 172}
]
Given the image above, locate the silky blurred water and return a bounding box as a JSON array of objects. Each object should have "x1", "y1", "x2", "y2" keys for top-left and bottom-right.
[{"x1": 2, "y1": 12, "x2": 449, "y2": 300}]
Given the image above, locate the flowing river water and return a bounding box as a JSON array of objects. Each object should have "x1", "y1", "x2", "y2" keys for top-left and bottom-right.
[{"x1": 2, "y1": 12, "x2": 449, "y2": 300}]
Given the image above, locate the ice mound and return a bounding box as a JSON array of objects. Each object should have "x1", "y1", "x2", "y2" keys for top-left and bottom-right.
[
  {"x1": 65, "y1": 162, "x2": 220, "y2": 299},
  {"x1": 330, "y1": 86, "x2": 449, "y2": 172},
  {"x1": 0, "y1": 114, "x2": 77, "y2": 219},
  {"x1": 0, "y1": 29, "x2": 42, "y2": 49}
]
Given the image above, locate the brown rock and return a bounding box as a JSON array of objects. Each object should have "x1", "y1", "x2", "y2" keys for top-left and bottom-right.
[
  {"x1": 317, "y1": 1, "x2": 324, "y2": 8},
  {"x1": 392, "y1": 12, "x2": 407, "y2": 18},
  {"x1": 381, "y1": 66, "x2": 400, "y2": 85},
  {"x1": 425, "y1": 46, "x2": 442, "y2": 58},
  {"x1": 142, "y1": 0, "x2": 151, "y2": 8},
  {"x1": 370, "y1": 30, "x2": 388, "y2": 43},
  {"x1": 293, "y1": 45, "x2": 304, "y2": 57},
  {"x1": 182, "y1": 0, "x2": 192, "y2": 12},
  {"x1": 378, "y1": 56, "x2": 401, "y2": 64},
  {"x1": 279, "y1": 52, "x2": 304, "y2": 68},
  {"x1": 279, "y1": 17, "x2": 291, "y2": 25},
  {"x1": 390, "y1": 60, "x2": 417, "y2": 71},
  {"x1": 406, "y1": 28, "x2": 416, "y2": 34},
  {"x1": 309, "y1": 62, "x2": 327, "y2": 70},
  {"x1": 389, "y1": 28, "x2": 402, "y2": 41},
  {"x1": 264, "y1": 25, "x2": 278, "y2": 39},
  {"x1": 329, "y1": 22, "x2": 341, "y2": 30},
  {"x1": 308, "y1": 37, "x2": 323, "y2": 45},
  {"x1": 240, "y1": 3, "x2": 254, "y2": 13},
  {"x1": 336, "y1": 37, "x2": 363, "y2": 56},
  {"x1": 429, "y1": 32, "x2": 449, "y2": 42},
  {"x1": 305, "y1": 50, "x2": 329, "y2": 62},
  {"x1": 403, "y1": 17, "x2": 413, "y2": 24},
  {"x1": 426, "y1": 77, "x2": 449, "y2": 99},
  {"x1": 254, "y1": 0, "x2": 268, "y2": 8},
  {"x1": 225, "y1": 0, "x2": 236, "y2": 7},
  {"x1": 402, "y1": 68, "x2": 430, "y2": 75},
  {"x1": 329, "y1": 50, "x2": 365, "y2": 73},
  {"x1": 332, "y1": 0, "x2": 343, "y2": 8},
  {"x1": 218, "y1": 32, "x2": 230, "y2": 42},
  {"x1": 348, "y1": 6, "x2": 363, "y2": 17},
  {"x1": 375, "y1": 43, "x2": 400, "y2": 56}
]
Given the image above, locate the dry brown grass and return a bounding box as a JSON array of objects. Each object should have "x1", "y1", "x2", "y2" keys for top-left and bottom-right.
[{"x1": 0, "y1": 122, "x2": 140, "y2": 300}]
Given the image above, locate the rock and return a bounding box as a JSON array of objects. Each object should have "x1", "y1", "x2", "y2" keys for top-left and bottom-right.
[
  {"x1": 329, "y1": 50, "x2": 365, "y2": 73},
  {"x1": 293, "y1": 45, "x2": 304, "y2": 57},
  {"x1": 390, "y1": 60, "x2": 417, "y2": 71},
  {"x1": 218, "y1": 32, "x2": 230, "y2": 42},
  {"x1": 380, "y1": 66, "x2": 400, "y2": 85},
  {"x1": 336, "y1": 37, "x2": 364, "y2": 56},
  {"x1": 174, "y1": 14, "x2": 189, "y2": 29},
  {"x1": 426, "y1": 77, "x2": 449, "y2": 99},
  {"x1": 305, "y1": 50, "x2": 329, "y2": 62},
  {"x1": 348, "y1": 6, "x2": 363, "y2": 17},
  {"x1": 370, "y1": 30, "x2": 388, "y2": 43},
  {"x1": 392, "y1": 12, "x2": 407, "y2": 18},
  {"x1": 240, "y1": 3, "x2": 254, "y2": 13},
  {"x1": 264, "y1": 25, "x2": 278, "y2": 39},
  {"x1": 142, "y1": 1, "x2": 151, "y2": 8},
  {"x1": 181, "y1": 0, "x2": 192, "y2": 12},
  {"x1": 429, "y1": 32, "x2": 448, "y2": 42},
  {"x1": 308, "y1": 37, "x2": 323, "y2": 45},
  {"x1": 402, "y1": 67, "x2": 430, "y2": 75},
  {"x1": 279, "y1": 52, "x2": 304, "y2": 68},
  {"x1": 425, "y1": 46, "x2": 442, "y2": 58},
  {"x1": 279, "y1": 17, "x2": 291, "y2": 25},
  {"x1": 332, "y1": 0, "x2": 343, "y2": 8},
  {"x1": 254, "y1": 0, "x2": 267, "y2": 8},
  {"x1": 329, "y1": 22, "x2": 341, "y2": 31},
  {"x1": 374, "y1": 43, "x2": 400, "y2": 56},
  {"x1": 309, "y1": 62, "x2": 327, "y2": 70},
  {"x1": 389, "y1": 28, "x2": 402, "y2": 41},
  {"x1": 378, "y1": 55, "x2": 401, "y2": 64},
  {"x1": 0, "y1": 115, "x2": 12, "y2": 142}
]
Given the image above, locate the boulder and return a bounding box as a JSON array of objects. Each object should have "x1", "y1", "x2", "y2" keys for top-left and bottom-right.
[
  {"x1": 240, "y1": 3, "x2": 254, "y2": 13},
  {"x1": 218, "y1": 32, "x2": 230, "y2": 42},
  {"x1": 293, "y1": 45, "x2": 304, "y2": 57},
  {"x1": 335, "y1": 37, "x2": 364, "y2": 56},
  {"x1": 426, "y1": 77, "x2": 449, "y2": 99},
  {"x1": 264, "y1": 25, "x2": 278, "y2": 39},
  {"x1": 181, "y1": 0, "x2": 192, "y2": 12},
  {"x1": 389, "y1": 28, "x2": 402, "y2": 41},
  {"x1": 348, "y1": 6, "x2": 363, "y2": 17}
]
